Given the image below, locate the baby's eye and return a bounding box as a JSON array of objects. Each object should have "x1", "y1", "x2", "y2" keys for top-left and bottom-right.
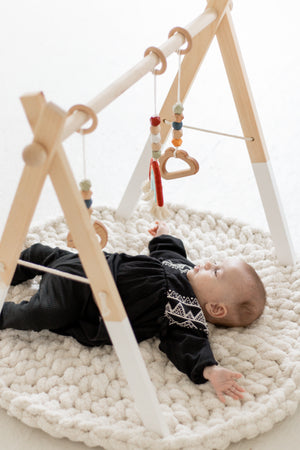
[{"x1": 214, "y1": 268, "x2": 219, "y2": 277}]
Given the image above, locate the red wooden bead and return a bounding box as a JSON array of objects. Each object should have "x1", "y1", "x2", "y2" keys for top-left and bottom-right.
[{"x1": 150, "y1": 116, "x2": 161, "y2": 126}]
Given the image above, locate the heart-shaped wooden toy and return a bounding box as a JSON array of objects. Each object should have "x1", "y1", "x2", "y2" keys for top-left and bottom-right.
[{"x1": 159, "y1": 147, "x2": 199, "y2": 180}]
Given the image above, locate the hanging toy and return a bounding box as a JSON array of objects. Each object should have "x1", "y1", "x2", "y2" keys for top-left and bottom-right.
[
  {"x1": 160, "y1": 101, "x2": 199, "y2": 179},
  {"x1": 142, "y1": 47, "x2": 169, "y2": 219},
  {"x1": 160, "y1": 27, "x2": 199, "y2": 180},
  {"x1": 66, "y1": 104, "x2": 108, "y2": 249},
  {"x1": 172, "y1": 101, "x2": 184, "y2": 149}
]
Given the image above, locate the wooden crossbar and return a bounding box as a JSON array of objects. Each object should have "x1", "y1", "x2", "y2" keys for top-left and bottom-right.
[{"x1": 61, "y1": 7, "x2": 219, "y2": 141}]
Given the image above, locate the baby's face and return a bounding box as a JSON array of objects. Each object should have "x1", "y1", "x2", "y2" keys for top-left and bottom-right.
[{"x1": 187, "y1": 257, "x2": 248, "y2": 305}]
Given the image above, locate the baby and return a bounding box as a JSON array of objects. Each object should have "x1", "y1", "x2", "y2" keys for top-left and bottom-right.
[
  {"x1": 0, "y1": 221, "x2": 266, "y2": 403},
  {"x1": 150, "y1": 221, "x2": 266, "y2": 402}
]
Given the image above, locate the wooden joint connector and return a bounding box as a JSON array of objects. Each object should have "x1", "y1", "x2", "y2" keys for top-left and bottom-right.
[{"x1": 22, "y1": 142, "x2": 48, "y2": 166}]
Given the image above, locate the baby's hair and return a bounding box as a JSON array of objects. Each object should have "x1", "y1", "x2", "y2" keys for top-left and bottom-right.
[{"x1": 217, "y1": 263, "x2": 266, "y2": 328}]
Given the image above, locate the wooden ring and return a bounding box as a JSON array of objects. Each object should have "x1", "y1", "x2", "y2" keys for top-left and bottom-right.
[
  {"x1": 67, "y1": 104, "x2": 98, "y2": 135},
  {"x1": 144, "y1": 46, "x2": 167, "y2": 75},
  {"x1": 67, "y1": 220, "x2": 108, "y2": 250},
  {"x1": 93, "y1": 220, "x2": 108, "y2": 249},
  {"x1": 168, "y1": 27, "x2": 192, "y2": 55}
]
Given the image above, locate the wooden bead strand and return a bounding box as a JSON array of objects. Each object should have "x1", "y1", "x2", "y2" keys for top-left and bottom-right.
[
  {"x1": 172, "y1": 46, "x2": 185, "y2": 152},
  {"x1": 142, "y1": 48, "x2": 169, "y2": 219},
  {"x1": 171, "y1": 102, "x2": 184, "y2": 150},
  {"x1": 66, "y1": 104, "x2": 108, "y2": 249},
  {"x1": 159, "y1": 27, "x2": 199, "y2": 180},
  {"x1": 168, "y1": 27, "x2": 192, "y2": 153},
  {"x1": 150, "y1": 115, "x2": 162, "y2": 160},
  {"x1": 149, "y1": 57, "x2": 163, "y2": 161}
]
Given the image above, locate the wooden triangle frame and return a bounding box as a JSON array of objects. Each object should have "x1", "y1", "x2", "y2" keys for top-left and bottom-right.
[
  {"x1": 0, "y1": 92, "x2": 170, "y2": 436},
  {"x1": 0, "y1": 0, "x2": 296, "y2": 438}
]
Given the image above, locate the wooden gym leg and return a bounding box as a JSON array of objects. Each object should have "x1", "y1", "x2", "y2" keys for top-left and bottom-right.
[
  {"x1": 19, "y1": 93, "x2": 169, "y2": 436},
  {"x1": 216, "y1": 10, "x2": 295, "y2": 265},
  {"x1": 0, "y1": 98, "x2": 66, "y2": 311},
  {"x1": 50, "y1": 147, "x2": 169, "y2": 436}
]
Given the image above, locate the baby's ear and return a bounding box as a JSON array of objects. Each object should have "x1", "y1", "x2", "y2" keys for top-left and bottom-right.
[{"x1": 205, "y1": 302, "x2": 227, "y2": 318}]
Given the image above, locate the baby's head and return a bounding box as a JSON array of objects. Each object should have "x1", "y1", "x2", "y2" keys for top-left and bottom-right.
[{"x1": 187, "y1": 257, "x2": 266, "y2": 327}]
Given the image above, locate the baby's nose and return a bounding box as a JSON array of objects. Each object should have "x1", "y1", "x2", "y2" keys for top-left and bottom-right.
[{"x1": 204, "y1": 262, "x2": 212, "y2": 270}]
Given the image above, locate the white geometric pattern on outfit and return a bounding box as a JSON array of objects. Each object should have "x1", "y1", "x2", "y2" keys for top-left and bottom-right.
[
  {"x1": 165, "y1": 289, "x2": 208, "y2": 334},
  {"x1": 162, "y1": 259, "x2": 191, "y2": 273}
]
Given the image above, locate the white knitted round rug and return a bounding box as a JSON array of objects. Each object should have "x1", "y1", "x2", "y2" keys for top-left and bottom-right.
[{"x1": 0, "y1": 204, "x2": 300, "y2": 450}]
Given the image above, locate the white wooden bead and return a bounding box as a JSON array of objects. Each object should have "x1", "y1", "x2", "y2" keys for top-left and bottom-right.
[{"x1": 151, "y1": 133, "x2": 161, "y2": 143}]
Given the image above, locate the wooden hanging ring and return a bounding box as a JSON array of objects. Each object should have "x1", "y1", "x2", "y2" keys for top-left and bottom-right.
[
  {"x1": 168, "y1": 27, "x2": 192, "y2": 55},
  {"x1": 144, "y1": 46, "x2": 167, "y2": 75},
  {"x1": 93, "y1": 220, "x2": 108, "y2": 248},
  {"x1": 67, "y1": 104, "x2": 98, "y2": 135},
  {"x1": 67, "y1": 221, "x2": 108, "y2": 250}
]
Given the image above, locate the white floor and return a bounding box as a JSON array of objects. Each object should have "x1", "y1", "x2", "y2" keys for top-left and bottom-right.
[{"x1": 0, "y1": 0, "x2": 300, "y2": 448}]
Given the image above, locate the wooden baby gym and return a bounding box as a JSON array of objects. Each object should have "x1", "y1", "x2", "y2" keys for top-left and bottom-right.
[{"x1": 0, "y1": 0, "x2": 295, "y2": 437}]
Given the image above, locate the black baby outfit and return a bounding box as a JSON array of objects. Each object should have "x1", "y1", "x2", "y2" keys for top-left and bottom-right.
[{"x1": 0, "y1": 235, "x2": 217, "y2": 383}]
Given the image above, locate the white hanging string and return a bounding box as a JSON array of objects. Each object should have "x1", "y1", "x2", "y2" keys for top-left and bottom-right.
[
  {"x1": 177, "y1": 50, "x2": 181, "y2": 103},
  {"x1": 17, "y1": 259, "x2": 90, "y2": 285},
  {"x1": 80, "y1": 129, "x2": 87, "y2": 179},
  {"x1": 153, "y1": 71, "x2": 157, "y2": 116}
]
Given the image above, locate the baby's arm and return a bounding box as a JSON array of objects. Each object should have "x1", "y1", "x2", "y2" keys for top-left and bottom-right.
[{"x1": 203, "y1": 365, "x2": 245, "y2": 403}]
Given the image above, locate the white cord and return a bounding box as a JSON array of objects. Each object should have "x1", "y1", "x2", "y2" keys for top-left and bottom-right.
[
  {"x1": 177, "y1": 51, "x2": 181, "y2": 103},
  {"x1": 153, "y1": 72, "x2": 157, "y2": 116},
  {"x1": 80, "y1": 129, "x2": 87, "y2": 179}
]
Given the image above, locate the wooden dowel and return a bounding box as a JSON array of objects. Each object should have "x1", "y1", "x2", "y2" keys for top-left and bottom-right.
[
  {"x1": 163, "y1": 119, "x2": 254, "y2": 141},
  {"x1": 61, "y1": 8, "x2": 218, "y2": 140},
  {"x1": 17, "y1": 259, "x2": 90, "y2": 285}
]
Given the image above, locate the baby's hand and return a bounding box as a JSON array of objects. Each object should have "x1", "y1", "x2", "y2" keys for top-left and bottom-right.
[
  {"x1": 203, "y1": 365, "x2": 245, "y2": 403},
  {"x1": 148, "y1": 221, "x2": 169, "y2": 237}
]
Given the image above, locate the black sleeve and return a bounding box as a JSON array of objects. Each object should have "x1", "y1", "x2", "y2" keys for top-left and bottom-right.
[
  {"x1": 148, "y1": 235, "x2": 188, "y2": 261},
  {"x1": 159, "y1": 325, "x2": 218, "y2": 384}
]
